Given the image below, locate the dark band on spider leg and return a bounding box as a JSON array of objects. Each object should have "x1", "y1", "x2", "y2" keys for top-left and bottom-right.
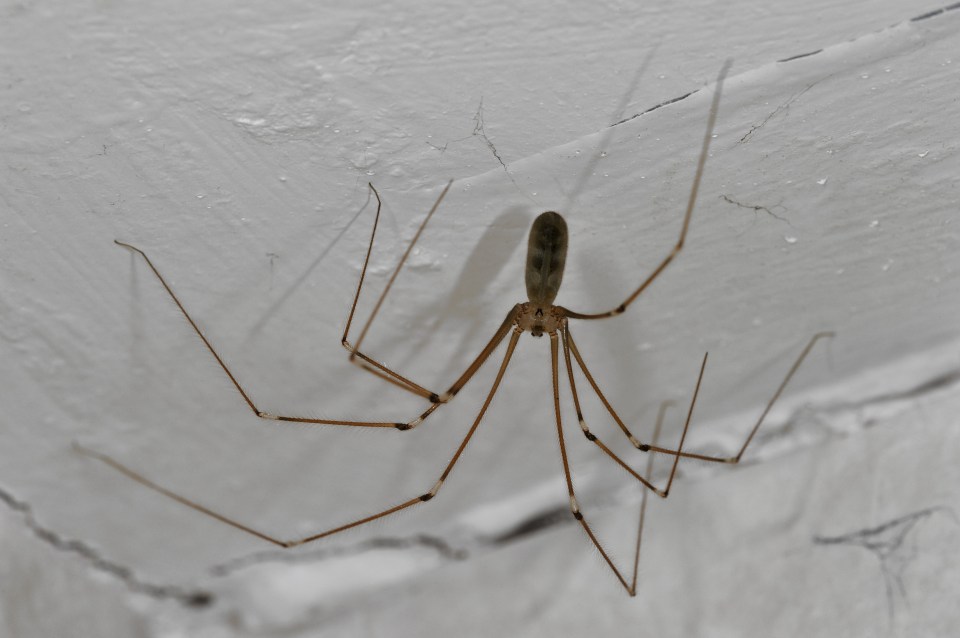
[
  {"x1": 569, "y1": 495, "x2": 585, "y2": 521},
  {"x1": 575, "y1": 409, "x2": 597, "y2": 441},
  {"x1": 420, "y1": 478, "x2": 446, "y2": 502},
  {"x1": 559, "y1": 328, "x2": 599, "y2": 444}
]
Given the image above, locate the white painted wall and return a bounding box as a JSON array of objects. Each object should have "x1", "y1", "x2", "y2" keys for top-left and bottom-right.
[{"x1": 2, "y1": 1, "x2": 958, "y2": 636}]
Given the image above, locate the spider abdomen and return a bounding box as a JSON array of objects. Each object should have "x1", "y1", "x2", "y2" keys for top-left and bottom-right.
[{"x1": 525, "y1": 211, "x2": 568, "y2": 307}]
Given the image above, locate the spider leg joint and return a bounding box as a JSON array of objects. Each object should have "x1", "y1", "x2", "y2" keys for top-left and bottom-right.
[
  {"x1": 569, "y1": 495, "x2": 583, "y2": 520},
  {"x1": 420, "y1": 479, "x2": 444, "y2": 502}
]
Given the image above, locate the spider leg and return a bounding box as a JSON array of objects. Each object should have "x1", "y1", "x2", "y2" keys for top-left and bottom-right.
[
  {"x1": 629, "y1": 402, "x2": 667, "y2": 594},
  {"x1": 560, "y1": 328, "x2": 703, "y2": 497},
  {"x1": 641, "y1": 331, "x2": 834, "y2": 464},
  {"x1": 560, "y1": 60, "x2": 731, "y2": 321},
  {"x1": 342, "y1": 183, "x2": 525, "y2": 417},
  {"x1": 563, "y1": 326, "x2": 656, "y2": 449},
  {"x1": 114, "y1": 239, "x2": 519, "y2": 429},
  {"x1": 551, "y1": 332, "x2": 700, "y2": 595},
  {"x1": 341, "y1": 181, "x2": 455, "y2": 401},
  {"x1": 76, "y1": 327, "x2": 523, "y2": 548},
  {"x1": 566, "y1": 326, "x2": 832, "y2": 464},
  {"x1": 404, "y1": 305, "x2": 521, "y2": 429}
]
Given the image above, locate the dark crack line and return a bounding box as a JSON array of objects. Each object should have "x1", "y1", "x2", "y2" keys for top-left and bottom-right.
[
  {"x1": 611, "y1": 91, "x2": 694, "y2": 128},
  {"x1": 739, "y1": 81, "x2": 821, "y2": 144},
  {"x1": 912, "y1": 2, "x2": 960, "y2": 22},
  {"x1": 426, "y1": 98, "x2": 525, "y2": 193},
  {"x1": 777, "y1": 49, "x2": 823, "y2": 63},
  {"x1": 0, "y1": 485, "x2": 214, "y2": 608},
  {"x1": 721, "y1": 194, "x2": 792, "y2": 225},
  {"x1": 814, "y1": 507, "x2": 954, "y2": 621},
  {"x1": 469, "y1": 97, "x2": 527, "y2": 194},
  {"x1": 208, "y1": 533, "x2": 468, "y2": 577},
  {"x1": 472, "y1": 97, "x2": 507, "y2": 171},
  {"x1": 424, "y1": 98, "x2": 511, "y2": 169},
  {"x1": 426, "y1": 134, "x2": 472, "y2": 154},
  {"x1": 814, "y1": 507, "x2": 951, "y2": 554}
]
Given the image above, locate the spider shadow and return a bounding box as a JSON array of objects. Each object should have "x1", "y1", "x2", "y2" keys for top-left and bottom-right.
[
  {"x1": 242, "y1": 187, "x2": 375, "y2": 343},
  {"x1": 393, "y1": 206, "x2": 530, "y2": 386}
]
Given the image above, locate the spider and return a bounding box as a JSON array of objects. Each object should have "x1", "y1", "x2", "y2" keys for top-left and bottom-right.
[{"x1": 79, "y1": 61, "x2": 831, "y2": 595}]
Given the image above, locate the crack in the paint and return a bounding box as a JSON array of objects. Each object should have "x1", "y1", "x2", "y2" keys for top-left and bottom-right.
[
  {"x1": 777, "y1": 49, "x2": 823, "y2": 63},
  {"x1": 208, "y1": 533, "x2": 468, "y2": 577},
  {"x1": 721, "y1": 194, "x2": 792, "y2": 225},
  {"x1": 470, "y1": 97, "x2": 526, "y2": 194},
  {"x1": 426, "y1": 132, "x2": 472, "y2": 154},
  {"x1": 739, "y1": 81, "x2": 821, "y2": 144},
  {"x1": 911, "y1": 2, "x2": 960, "y2": 22},
  {"x1": 611, "y1": 91, "x2": 694, "y2": 127},
  {"x1": 0, "y1": 485, "x2": 215, "y2": 608},
  {"x1": 425, "y1": 98, "x2": 525, "y2": 193},
  {"x1": 421, "y1": 98, "x2": 509, "y2": 169},
  {"x1": 814, "y1": 507, "x2": 956, "y2": 622},
  {"x1": 471, "y1": 97, "x2": 507, "y2": 171}
]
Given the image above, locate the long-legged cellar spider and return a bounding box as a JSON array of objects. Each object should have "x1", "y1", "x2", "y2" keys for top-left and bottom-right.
[{"x1": 79, "y1": 61, "x2": 831, "y2": 595}]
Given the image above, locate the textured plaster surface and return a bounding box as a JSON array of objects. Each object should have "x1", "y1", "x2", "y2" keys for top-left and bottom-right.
[{"x1": 1, "y1": 1, "x2": 959, "y2": 636}]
